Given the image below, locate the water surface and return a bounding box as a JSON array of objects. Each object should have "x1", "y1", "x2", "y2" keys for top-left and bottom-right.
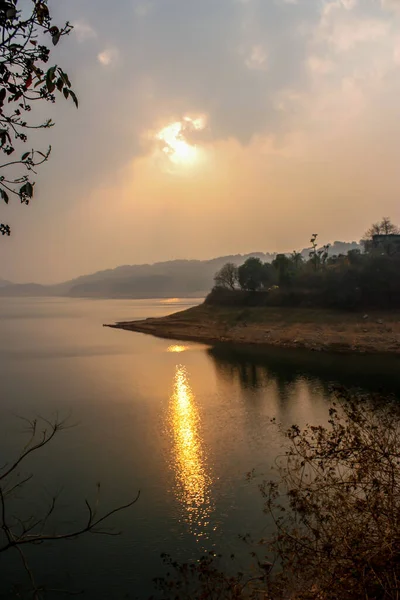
[{"x1": 0, "y1": 297, "x2": 398, "y2": 598}]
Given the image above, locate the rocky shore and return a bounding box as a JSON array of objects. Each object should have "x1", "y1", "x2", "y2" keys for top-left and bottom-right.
[{"x1": 105, "y1": 305, "x2": 400, "y2": 355}]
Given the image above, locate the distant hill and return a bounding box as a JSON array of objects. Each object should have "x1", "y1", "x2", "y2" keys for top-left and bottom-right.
[
  {"x1": 0, "y1": 283, "x2": 49, "y2": 296},
  {"x1": 67, "y1": 254, "x2": 281, "y2": 298},
  {"x1": 300, "y1": 241, "x2": 361, "y2": 260},
  {"x1": 0, "y1": 242, "x2": 361, "y2": 299},
  {"x1": 0, "y1": 278, "x2": 12, "y2": 288}
]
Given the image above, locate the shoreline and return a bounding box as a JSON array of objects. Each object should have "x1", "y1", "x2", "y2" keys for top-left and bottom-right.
[{"x1": 105, "y1": 305, "x2": 400, "y2": 356}]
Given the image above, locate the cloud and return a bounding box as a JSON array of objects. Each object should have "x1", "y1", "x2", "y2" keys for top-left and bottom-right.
[
  {"x1": 73, "y1": 20, "x2": 97, "y2": 42},
  {"x1": 245, "y1": 45, "x2": 268, "y2": 70},
  {"x1": 322, "y1": 0, "x2": 357, "y2": 18},
  {"x1": 393, "y1": 37, "x2": 400, "y2": 62},
  {"x1": 307, "y1": 55, "x2": 335, "y2": 74},
  {"x1": 50, "y1": 0, "x2": 400, "y2": 167},
  {"x1": 97, "y1": 47, "x2": 119, "y2": 66},
  {"x1": 5, "y1": 0, "x2": 400, "y2": 282},
  {"x1": 133, "y1": 1, "x2": 153, "y2": 17},
  {"x1": 316, "y1": 1, "x2": 389, "y2": 52},
  {"x1": 381, "y1": 0, "x2": 400, "y2": 11},
  {"x1": 329, "y1": 19, "x2": 389, "y2": 52}
]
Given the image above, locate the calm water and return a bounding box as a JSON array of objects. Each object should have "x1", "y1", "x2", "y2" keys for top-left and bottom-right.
[{"x1": 0, "y1": 297, "x2": 399, "y2": 598}]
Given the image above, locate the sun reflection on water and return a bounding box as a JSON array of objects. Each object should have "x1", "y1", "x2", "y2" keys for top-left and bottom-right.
[
  {"x1": 168, "y1": 365, "x2": 212, "y2": 538},
  {"x1": 167, "y1": 345, "x2": 188, "y2": 353}
]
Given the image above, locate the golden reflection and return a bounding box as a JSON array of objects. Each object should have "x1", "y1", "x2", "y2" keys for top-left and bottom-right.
[
  {"x1": 160, "y1": 298, "x2": 180, "y2": 304},
  {"x1": 167, "y1": 344, "x2": 189, "y2": 353},
  {"x1": 168, "y1": 365, "x2": 212, "y2": 538}
]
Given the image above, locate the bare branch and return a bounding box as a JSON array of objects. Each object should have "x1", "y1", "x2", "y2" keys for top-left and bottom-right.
[{"x1": 0, "y1": 417, "x2": 68, "y2": 482}]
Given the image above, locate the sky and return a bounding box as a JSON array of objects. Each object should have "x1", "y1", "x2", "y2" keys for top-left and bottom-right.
[{"x1": 2, "y1": 0, "x2": 400, "y2": 283}]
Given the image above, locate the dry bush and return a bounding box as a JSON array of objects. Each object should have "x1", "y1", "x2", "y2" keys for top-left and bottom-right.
[{"x1": 263, "y1": 387, "x2": 400, "y2": 600}]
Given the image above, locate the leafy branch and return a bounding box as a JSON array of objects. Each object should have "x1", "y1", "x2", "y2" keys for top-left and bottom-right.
[{"x1": 0, "y1": 0, "x2": 78, "y2": 234}]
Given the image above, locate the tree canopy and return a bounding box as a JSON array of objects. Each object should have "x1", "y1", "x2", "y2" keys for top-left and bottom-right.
[
  {"x1": 214, "y1": 262, "x2": 238, "y2": 290},
  {"x1": 238, "y1": 257, "x2": 272, "y2": 292},
  {"x1": 210, "y1": 218, "x2": 400, "y2": 310},
  {"x1": 361, "y1": 217, "x2": 400, "y2": 254},
  {"x1": 364, "y1": 216, "x2": 400, "y2": 239}
]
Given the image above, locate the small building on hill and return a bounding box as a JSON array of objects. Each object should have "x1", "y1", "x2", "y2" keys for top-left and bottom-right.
[{"x1": 372, "y1": 234, "x2": 400, "y2": 255}]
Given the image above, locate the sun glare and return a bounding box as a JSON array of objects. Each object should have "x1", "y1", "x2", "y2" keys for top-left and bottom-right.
[
  {"x1": 167, "y1": 345, "x2": 189, "y2": 353},
  {"x1": 155, "y1": 115, "x2": 206, "y2": 168}
]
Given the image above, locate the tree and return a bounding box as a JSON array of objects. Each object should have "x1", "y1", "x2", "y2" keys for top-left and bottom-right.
[
  {"x1": 0, "y1": 0, "x2": 78, "y2": 236},
  {"x1": 1, "y1": 416, "x2": 139, "y2": 598},
  {"x1": 214, "y1": 262, "x2": 238, "y2": 290},
  {"x1": 364, "y1": 216, "x2": 400, "y2": 239},
  {"x1": 238, "y1": 257, "x2": 271, "y2": 292},
  {"x1": 272, "y1": 254, "x2": 293, "y2": 286},
  {"x1": 290, "y1": 250, "x2": 303, "y2": 270},
  {"x1": 309, "y1": 234, "x2": 330, "y2": 271},
  {"x1": 362, "y1": 217, "x2": 400, "y2": 254},
  {"x1": 347, "y1": 248, "x2": 362, "y2": 265}
]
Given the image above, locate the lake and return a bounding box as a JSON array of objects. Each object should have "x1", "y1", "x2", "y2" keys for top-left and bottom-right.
[{"x1": 0, "y1": 297, "x2": 399, "y2": 598}]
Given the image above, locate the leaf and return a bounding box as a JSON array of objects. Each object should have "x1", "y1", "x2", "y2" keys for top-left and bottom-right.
[
  {"x1": 0, "y1": 128, "x2": 11, "y2": 146},
  {"x1": 36, "y1": 2, "x2": 49, "y2": 25},
  {"x1": 21, "y1": 152, "x2": 30, "y2": 161},
  {"x1": 0, "y1": 87, "x2": 6, "y2": 107},
  {"x1": 59, "y1": 70, "x2": 71, "y2": 88},
  {"x1": 52, "y1": 31, "x2": 61, "y2": 46},
  {"x1": 63, "y1": 88, "x2": 69, "y2": 100},
  {"x1": 0, "y1": 189, "x2": 9, "y2": 204},
  {"x1": 56, "y1": 77, "x2": 64, "y2": 92},
  {"x1": 19, "y1": 181, "x2": 34, "y2": 201},
  {"x1": 45, "y1": 65, "x2": 57, "y2": 93},
  {"x1": 6, "y1": 7, "x2": 16, "y2": 19},
  {"x1": 69, "y1": 90, "x2": 78, "y2": 108}
]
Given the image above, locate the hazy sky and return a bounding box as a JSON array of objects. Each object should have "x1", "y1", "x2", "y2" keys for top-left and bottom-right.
[{"x1": 2, "y1": 0, "x2": 400, "y2": 283}]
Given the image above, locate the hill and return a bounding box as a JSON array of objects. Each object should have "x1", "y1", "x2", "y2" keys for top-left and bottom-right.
[{"x1": 0, "y1": 242, "x2": 360, "y2": 299}]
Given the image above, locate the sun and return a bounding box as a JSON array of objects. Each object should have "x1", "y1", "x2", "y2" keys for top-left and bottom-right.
[
  {"x1": 155, "y1": 115, "x2": 206, "y2": 168},
  {"x1": 157, "y1": 122, "x2": 197, "y2": 165}
]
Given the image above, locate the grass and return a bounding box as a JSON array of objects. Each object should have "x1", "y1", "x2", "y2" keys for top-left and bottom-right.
[{"x1": 163, "y1": 304, "x2": 400, "y2": 326}]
